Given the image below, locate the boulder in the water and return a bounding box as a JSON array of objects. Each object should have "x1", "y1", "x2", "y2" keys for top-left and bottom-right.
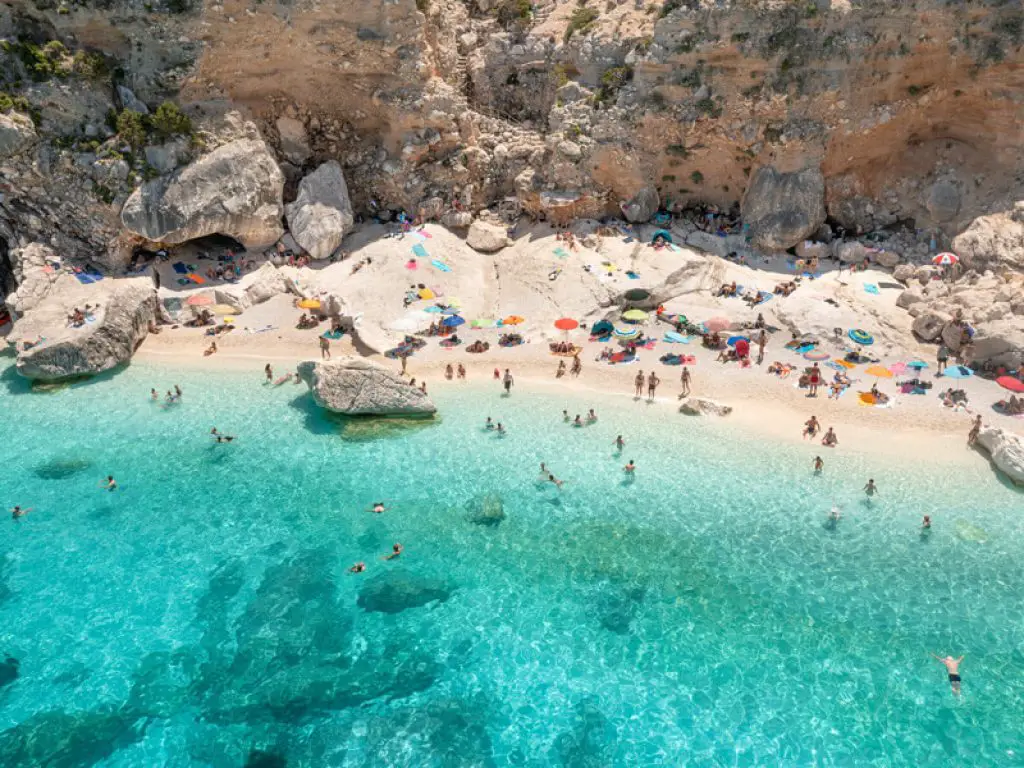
[
  {"x1": 357, "y1": 570, "x2": 453, "y2": 614},
  {"x1": 0, "y1": 656, "x2": 19, "y2": 690},
  {"x1": 467, "y1": 494, "x2": 505, "y2": 527},
  {"x1": 33, "y1": 458, "x2": 93, "y2": 480}
]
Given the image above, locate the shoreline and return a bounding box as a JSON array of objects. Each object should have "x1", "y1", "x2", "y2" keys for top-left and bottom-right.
[{"x1": 132, "y1": 338, "x2": 991, "y2": 470}]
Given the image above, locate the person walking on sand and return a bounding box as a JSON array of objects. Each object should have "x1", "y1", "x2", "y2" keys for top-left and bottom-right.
[
  {"x1": 320, "y1": 335, "x2": 331, "y2": 360},
  {"x1": 808, "y1": 364, "x2": 821, "y2": 397},
  {"x1": 647, "y1": 371, "x2": 660, "y2": 401},
  {"x1": 400, "y1": 352, "x2": 409, "y2": 375},
  {"x1": 803, "y1": 416, "x2": 820, "y2": 439},
  {"x1": 503, "y1": 369, "x2": 514, "y2": 394},
  {"x1": 571, "y1": 355, "x2": 582, "y2": 377},
  {"x1": 265, "y1": 364, "x2": 273, "y2": 383},
  {"x1": 932, "y1": 654, "x2": 963, "y2": 696},
  {"x1": 634, "y1": 371, "x2": 645, "y2": 398},
  {"x1": 864, "y1": 478, "x2": 878, "y2": 497},
  {"x1": 967, "y1": 415, "x2": 982, "y2": 445},
  {"x1": 937, "y1": 344, "x2": 949, "y2": 374},
  {"x1": 445, "y1": 364, "x2": 454, "y2": 380},
  {"x1": 457, "y1": 363, "x2": 466, "y2": 380},
  {"x1": 757, "y1": 330, "x2": 767, "y2": 365},
  {"x1": 556, "y1": 360, "x2": 566, "y2": 378},
  {"x1": 680, "y1": 366, "x2": 692, "y2": 398},
  {"x1": 813, "y1": 456, "x2": 824, "y2": 474}
]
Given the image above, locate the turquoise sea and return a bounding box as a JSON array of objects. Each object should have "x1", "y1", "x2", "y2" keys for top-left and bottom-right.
[{"x1": 0, "y1": 356, "x2": 1022, "y2": 767}]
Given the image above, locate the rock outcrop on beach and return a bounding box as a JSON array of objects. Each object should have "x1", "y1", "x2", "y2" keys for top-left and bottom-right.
[
  {"x1": 296, "y1": 357, "x2": 436, "y2": 416},
  {"x1": 466, "y1": 218, "x2": 511, "y2": 253},
  {"x1": 11, "y1": 277, "x2": 157, "y2": 381},
  {"x1": 285, "y1": 161, "x2": 355, "y2": 260},
  {"x1": 121, "y1": 138, "x2": 285, "y2": 249},
  {"x1": 742, "y1": 166, "x2": 826, "y2": 251},
  {"x1": 952, "y1": 204, "x2": 1024, "y2": 273},
  {"x1": 976, "y1": 426, "x2": 1024, "y2": 487},
  {"x1": 679, "y1": 398, "x2": 733, "y2": 417},
  {"x1": 6, "y1": 243, "x2": 63, "y2": 316}
]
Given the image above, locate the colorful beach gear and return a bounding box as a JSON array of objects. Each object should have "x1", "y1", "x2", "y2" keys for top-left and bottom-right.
[
  {"x1": 996, "y1": 376, "x2": 1024, "y2": 393},
  {"x1": 849, "y1": 329, "x2": 874, "y2": 346},
  {"x1": 932, "y1": 252, "x2": 959, "y2": 266}
]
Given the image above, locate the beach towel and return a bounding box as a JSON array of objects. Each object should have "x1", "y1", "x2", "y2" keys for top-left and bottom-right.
[
  {"x1": 75, "y1": 273, "x2": 96, "y2": 285},
  {"x1": 553, "y1": 247, "x2": 569, "y2": 258},
  {"x1": 172, "y1": 262, "x2": 189, "y2": 274},
  {"x1": 405, "y1": 260, "x2": 418, "y2": 270},
  {"x1": 412, "y1": 244, "x2": 429, "y2": 259},
  {"x1": 754, "y1": 291, "x2": 773, "y2": 305},
  {"x1": 663, "y1": 332, "x2": 690, "y2": 344},
  {"x1": 187, "y1": 273, "x2": 205, "y2": 284},
  {"x1": 795, "y1": 343, "x2": 816, "y2": 354},
  {"x1": 420, "y1": 229, "x2": 432, "y2": 238},
  {"x1": 431, "y1": 259, "x2": 451, "y2": 273},
  {"x1": 863, "y1": 283, "x2": 880, "y2": 295},
  {"x1": 410, "y1": 231, "x2": 427, "y2": 242},
  {"x1": 626, "y1": 271, "x2": 640, "y2": 280},
  {"x1": 622, "y1": 237, "x2": 634, "y2": 244}
]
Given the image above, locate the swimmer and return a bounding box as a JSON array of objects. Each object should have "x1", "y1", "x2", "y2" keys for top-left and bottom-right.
[
  {"x1": 829, "y1": 504, "x2": 842, "y2": 521},
  {"x1": 931, "y1": 653, "x2": 963, "y2": 696},
  {"x1": 539, "y1": 462, "x2": 549, "y2": 480},
  {"x1": 864, "y1": 479, "x2": 878, "y2": 497},
  {"x1": 174, "y1": 385, "x2": 182, "y2": 398},
  {"x1": 383, "y1": 543, "x2": 403, "y2": 560},
  {"x1": 548, "y1": 473, "x2": 564, "y2": 489},
  {"x1": 371, "y1": 502, "x2": 385, "y2": 514},
  {"x1": 573, "y1": 414, "x2": 583, "y2": 427},
  {"x1": 586, "y1": 409, "x2": 597, "y2": 423},
  {"x1": 150, "y1": 388, "x2": 158, "y2": 400},
  {"x1": 614, "y1": 435, "x2": 625, "y2": 452},
  {"x1": 10, "y1": 505, "x2": 32, "y2": 521},
  {"x1": 485, "y1": 416, "x2": 494, "y2": 430},
  {"x1": 624, "y1": 460, "x2": 636, "y2": 474},
  {"x1": 563, "y1": 410, "x2": 570, "y2": 423},
  {"x1": 496, "y1": 422, "x2": 506, "y2": 435},
  {"x1": 922, "y1": 515, "x2": 932, "y2": 530},
  {"x1": 265, "y1": 363, "x2": 273, "y2": 382},
  {"x1": 348, "y1": 562, "x2": 366, "y2": 574},
  {"x1": 100, "y1": 475, "x2": 117, "y2": 491},
  {"x1": 813, "y1": 456, "x2": 824, "y2": 474},
  {"x1": 210, "y1": 427, "x2": 235, "y2": 443}
]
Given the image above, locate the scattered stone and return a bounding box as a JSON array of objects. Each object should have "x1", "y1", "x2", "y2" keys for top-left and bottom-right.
[
  {"x1": 116, "y1": 85, "x2": 149, "y2": 115},
  {"x1": 0, "y1": 112, "x2": 37, "y2": 159},
  {"x1": 910, "y1": 310, "x2": 950, "y2": 341},
  {"x1": 276, "y1": 115, "x2": 311, "y2": 165},
  {"x1": 441, "y1": 210, "x2": 473, "y2": 229},
  {"x1": 296, "y1": 357, "x2": 437, "y2": 416},
  {"x1": 143, "y1": 139, "x2": 189, "y2": 174},
  {"x1": 285, "y1": 161, "x2": 355, "y2": 260}
]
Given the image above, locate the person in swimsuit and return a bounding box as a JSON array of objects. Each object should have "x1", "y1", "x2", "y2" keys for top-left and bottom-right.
[
  {"x1": 563, "y1": 410, "x2": 570, "y2": 423},
  {"x1": 548, "y1": 474, "x2": 564, "y2": 489},
  {"x1": 808, "y1": 364, "x2": 821, "y2": 397},
  {"x1": 967, "y1": 415, "x2": 982, "y2": 445},
  {"x1": 457, "y1": 364, "x2": 466, "y2": 380},
  {"x1": 864, "y1": 479, "x2": 878, "y2": 497},
  {"x1": 614, "y1": 435, "x2": 625, "y2": 452},
  {"x1": 624, "y1": 460, "x2": 636, "y2": 474},
  {"x1": 445, "y1": 364, "x2": 454, "y2": 380},
  {"x1": 265, "y1": 364, "x2": 273, "y2": 382},
  {"x1": 349, "y1": 562, "x2": 366, "y2": 573},
  {"x1": 383, "y1": 543, "x2": 403, "y2": 560},
  {"x1": 503, "y1": 369, "x2": 514, "y2": 394},
  {"x1": 634, "y1": 371, "x2": 645, "y2": 398},
  {"x1": 922, "y1": 515, "x2": 932, "y2": 529},
  {"x1": 932, "y1": 654, "x2": 963, "y2": 696},
  {"x1": 150, "y1": 388, "x2": 158, "y2": 400},
  {"x1": 647, "y1": 372, "x2": 660, "y2": 401},
  {"x1": 803, "y1": 416, "x2": 820, "y2": 439},
  {"x1": 829, "y1": 505, "x2": 841, "y2": 522},
  {"x1": 586, "y1": 409, "x2": 597, "y2": 423},
  {"x1": 821, "y1": 428, "x2": 838, "y2": 447},
  {"x1": 101, "y1": 475, "x2": 117, "y2": 491},
  {"x1": 371, "y1": 502, "x2": 386, "y2": 514},
  {"x1": 813, "y1": 456, "x2": 824, "y2": 474},
  {"x1": 485, "y1": 417, "x2": 494, "y2": 430},
  {"x1": 573, "y1": 415, "x2": 583, "y2": 427},
  {"x1": 210, "y1": 427, "x2": 235, "y2": 443},
  {"x1": 496, "y1": 423, "x2": 506, "y2": 435},
  {"x1": 10, "y1": 505, "x2": 32, "y2": 521}
]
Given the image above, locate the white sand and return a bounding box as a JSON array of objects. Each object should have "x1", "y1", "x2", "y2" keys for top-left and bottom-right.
[{"x1": 137, "y1": 222, "x2": 1023, "y2": 468}]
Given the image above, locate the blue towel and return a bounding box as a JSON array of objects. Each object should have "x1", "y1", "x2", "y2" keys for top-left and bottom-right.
[
  {"x1": 172, "y1": 262, "x2": 189, "y2": 274},
  {"x1": 412, "y1": 244, "x2": 429, "y2": 259},
  {"x1": 553, "y1": 247, "x2": 569, "y2": 258},
  {"x1": 75, "y1": 273, "x2": 95, "y2": 285},
  {"x1": 431, "y1": 259, "x2": 451, "y2": 272},
  {"x1": 864, "y1": 283, "x2": 880, "y2": 295}
]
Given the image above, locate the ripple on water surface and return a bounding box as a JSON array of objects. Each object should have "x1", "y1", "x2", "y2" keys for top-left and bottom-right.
[{"x1": 0, "y1": 360, "x2": 1021, "y2": 766}]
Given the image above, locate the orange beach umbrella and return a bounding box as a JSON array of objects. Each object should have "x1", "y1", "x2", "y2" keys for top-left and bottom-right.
[
  {"x1": 554, "y1": 318, "x2": 579, "y2": 331},
  {"x1": 503, "y1": 315, "x2": 525, "y2": 326}
]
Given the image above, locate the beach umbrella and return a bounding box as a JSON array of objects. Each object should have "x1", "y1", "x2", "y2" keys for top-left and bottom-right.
[
  {"x1": 441, "y1": 315, "x2": 465, "y2": 328},
  {"x1": 471, "y1": 318, "x2": 495, "y2": 329},
  {"x1": 503, "y1": 315, "x2": 525, "y2": 326},
  {"x1": 834, "y1": 359, "x2": 856, "y2": 369},
  {"x1": 932, "y1": 252, "x2": 959, "y2": 266},
  {"x1": 298, "y1": 298, "x2": 321, "y2": 310},
  {"x1": 942, "y1": 365, "x2": 973, "y2": 379},
  {"x1": 996, "y1": 376, "x2": 1024, "y2": 393},
  {"x1": 848, "y1": 328, "x2": 874, "y2": 346},
  {"x1": 441, "y1": 307, "x2": 460, "y2": 316},
  {"x1": 804, "y1": 351, "x2": 830, "y2": 362},
  {"x1": 210, "y1": 304, "x2": 236, "y2": 316},
  {"x1": 622, "y1": 309, "x2": 648, "y2": 322},
  {"x1": 889, "y1": 362, "x2": 909, "y2": 375},
  {"x1": 186, "y1": 294, "x2": 213, "y2": 306},
  {"x1": 865, "y1": 365, "x2": 894, "y2": 379},
  {"x1": 623, "y1": 288, "x2": 650, "y2": 302},
  {"x1": 614, "y1": 326, "x2": 640, "y2": 339},
  {"x1": 907, "y1": 360, "x2": 929, "y2": 370},
  {"x1": 727, "y1": 335, "x2": 749, "y2": 347},
  {"x1": 418, "y1": 288, "x2": 435, "y2": 300},
  {"x1": 704, "y1": 317, "x2": 730, "y2": 333},
  {"x1": 554, "y1": 318, "x2": 579, "y2": 331}
]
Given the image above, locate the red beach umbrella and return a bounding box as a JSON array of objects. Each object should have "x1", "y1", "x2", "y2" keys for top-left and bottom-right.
[
  {"x1": 554, "y1": 318, "x2": 579, "y2": 331},
  {"x1": 932, "y1": 252, "x2": 959, "y2": 266},
  {"x1": 996, "y1": 376, "x2": 1024, "y2": 393},
  {"x1": 186, "y1": 294, "x2": 213, "y2": 306}
]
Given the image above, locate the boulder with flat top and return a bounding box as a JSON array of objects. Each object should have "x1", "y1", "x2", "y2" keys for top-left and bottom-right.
[
  {"x1": 296, "y1": 357, "x2": 436, "y2": 416},
  {"x1": 975, "y1": 426, "x2": 1024, "y2": 486}
]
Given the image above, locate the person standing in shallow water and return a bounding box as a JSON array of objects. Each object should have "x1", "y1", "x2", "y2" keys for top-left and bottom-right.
[
  {"x1": 264, "y1": 364, "x2": 273, "y2": 383},
  {"x1": 634, "y1": 370, "x2": 645, "y2": 398},
  {"x1": 503, "y1": 369, "x2": 514, "y2": 394},
  {"x1": 813, "y1": 456, "x2": 824, "y2": 474},
  {"x1": 320, "y1": 335, "x2": 331, "y2": 360},
  {"x1": 864, "y1": 479, "x2": 878, "y2": 497},
  {"x1": 647, "y1": 372, "x2": 660, "y2": 401}
]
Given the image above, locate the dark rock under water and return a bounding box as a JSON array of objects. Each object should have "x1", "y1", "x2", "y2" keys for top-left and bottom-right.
[
  {"x1": 466, "y1": 493, "x2": 506, "y2": 527},
  {"x1": 356, "y1": 569, "x2": 453, "y2": 614},
  {"x1": 32, "y1": 458, "x2": 94, "y2": 480},
  {"x1": 0, "y1": 656, "x2": 18, "y2": 690}
]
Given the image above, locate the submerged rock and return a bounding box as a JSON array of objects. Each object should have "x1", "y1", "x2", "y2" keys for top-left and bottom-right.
[
  {"x1": 357, "y1": 570, "x2": 453, "y2": 614},
  {"x1": 32, "y1": 458, "x2": 94, "y2": 480},
  {"x1": 297, "y1": 357, "x2": 437, "y2": 416},
  {"x1": 121, "y1": 138, "x2": 284, "y2": 250},
  {"x1": 0, "y1": 707, "x2": 145, "y2": 768},
  {"x1": 0, "y1": 656, "x2": 19, "y2": 690},
  {"x1": 466, "y1": 493, "x2": 505, "y2": 526}
]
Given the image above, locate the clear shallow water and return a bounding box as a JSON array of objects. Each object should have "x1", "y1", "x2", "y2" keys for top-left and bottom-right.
[{"x1": 0, "y1": 358, "x2": 1022, "y2": 767}]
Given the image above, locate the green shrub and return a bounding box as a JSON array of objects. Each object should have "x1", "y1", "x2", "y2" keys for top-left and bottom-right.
[
  {"x1": 564, "y1": 7, "x2": 599, "y2": 42},
  {"x1": 662, "y1": 174, "x2": 676, "y2": 182},
  {"x1": 666, "y1": 144, "x2": 691, "y2": 158},
  {"x1": 94, "y1": 184, "x2": 115, "y2": 204},
  {"x1": 907, "y1": 84, "x2": 921, "y2": 96},
  {"x1": 595, "y1": 65, "x2": 632, "y2": 105},
  {"x1": 695, "y1": 97, "x2": 722, "y2": 117},
  {"x1": 150, "y1": 101, "x2": 192, "y2": 139},
  {"x1": 690, "y1": 170, "x2": 704, "y2": 184},
  {"x1": 115, "y1": 109, "x2": 147, "y2": 149},
  {"x1": 71, "y1": 50, "x2": 109, "y2": 80}
]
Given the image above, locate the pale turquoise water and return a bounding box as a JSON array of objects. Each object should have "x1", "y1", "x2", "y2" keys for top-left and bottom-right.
[{"x1": 0, "y1": 356, "x2": 1022, "y2": 767}]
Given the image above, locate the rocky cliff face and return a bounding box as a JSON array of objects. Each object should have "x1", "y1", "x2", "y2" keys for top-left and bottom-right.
[{"x1": 0, "y1": 0, "x2": 1021, "y2": 262}]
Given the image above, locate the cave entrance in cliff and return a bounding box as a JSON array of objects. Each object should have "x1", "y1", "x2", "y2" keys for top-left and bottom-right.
[
  {"x1": 0, "y1": 235, "x2": 14, "y2": 299},
  {"x1": 186, "y1": 233, "x2": 247, "y2": 257}
]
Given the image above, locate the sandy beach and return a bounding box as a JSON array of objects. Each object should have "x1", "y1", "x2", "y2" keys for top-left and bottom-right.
[{"x1": 133, "y1": 221, "x2": 1021, "y2": 471}]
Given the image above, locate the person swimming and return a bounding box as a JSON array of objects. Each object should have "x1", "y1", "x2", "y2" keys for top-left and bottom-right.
[
  {"x1": 100, "y1": 475, "x2": 117, "y2": 491},
  {"x1": 563, "y1": 410, "x2": 570, "y2": 423},
  {"x1": 210, "y1": 427, "x2": 235, "y2": 443},
  {"x1": 371, "y1": 502, "x2": 385, "y2": 514},
  {"x1": 485, "y1": 417, "x2": 494, "y2": 430},
  {"x1": 349, "y1": 562, "x2": 366, "y2": 573},
  {"x1": 922, "y1": 515, "x2": 932, "y2": 530},
  {"x1": 932, "y1": 654, "x2": 963, "y2": 696},
  {"x1": 10, "y1": 505, "x2": 32, "y2": 521},
  {"x1": 813, "y1": 456, "x2": 824, "y2": 474},
  {"x1": 864, "y1": 479, "x2": 878, "y2": 497},
  {"x1": 829, "y1": 504, "x2": 842, "y2": 521},
  {"x1": 548, "y1": 474, "x2": 564, "y2": 489},
  {"x1": 586, "y1": 409, "x2": 597, "y2": 423},
  {"x1": 383, "y1": 543, "x2": 403, "y2": 561},
  {"x1": 174, "y1": 385, "x2": 182, "y2": 398},
  {"x1": 496, "y1": 423, "x2": 506, "y2": 435},
  {"x1": 573, "y1": 415, "x2": 583, "y2": 427},
  {"x1": 624, "y1": 460, "x2": 636, "y2": 474},
  {"x1": 150, "y1": 388, "x2": 158, "y2": 400},
  {"x1": 614, "y1": 435, "x2": 625, "y2": 452}
]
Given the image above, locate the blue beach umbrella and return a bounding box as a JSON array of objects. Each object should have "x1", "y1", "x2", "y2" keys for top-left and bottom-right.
[
  {"x1": 942, "y1": 365, "x2": 973, "y2": 379},
  {"x1": 441, "y1": 315, "x2": 466, "y2": 328},
  {"x1": 423, "y1": 306, "x2": 444, "y2": 314},
  {"x1": 727, "y1": 335, "x2": 749, "y2": 347},
  {"x1": 907, "y1": 360, "x2": 929, "y2": 370},
  {"x1": 440, "y1": 307, "x2": 460, "y2": 315},
  {"x1": 614, "y1": 326, "x2": 640, "y2": 339}
]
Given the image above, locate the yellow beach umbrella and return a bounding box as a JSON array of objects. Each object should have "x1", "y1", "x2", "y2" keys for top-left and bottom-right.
[
  {"x1": 503, "y1": 315, "x2": 525, "y2": 326},
  {"x1": 865, "y1": 365, "x2": 893, "y2": 379},
  {"x1": 622, "y1": 309, "x2": 648, "y2": 322},
  {"x1": 834, "y1": 359, "x2": 856, "y2": 369},
  {"x1": 418, "y1": 288, "x2": 435, "y2": 300},
  {"x1": 298, "y1": 298, "x2": 321, "y2": 310}
]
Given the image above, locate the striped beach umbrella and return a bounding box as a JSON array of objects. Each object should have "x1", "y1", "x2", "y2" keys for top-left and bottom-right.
[{"x1": 932, "y1": 252, "x2": 959, "y2": 266}]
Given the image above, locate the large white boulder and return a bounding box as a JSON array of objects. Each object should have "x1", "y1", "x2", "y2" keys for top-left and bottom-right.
[
  {"x1": 5, "y1": 243, "x2": 63, "y2": 316},
  {"x1": 285, "y1": 161, "x2": 354, "y2": 260},
  {"x1": 679, "y1": 397, "x2": 733, "y2": 417},
  {"x1": 952, "y1": 203, "x2": 1024, "y2": 273},
  {"x1": 911, "y1": 311, "x2": 950, "y2": 341},
  {"x1": 11, "y1": 277, "x2": 157, "y2": 381},
  {"x1": 276, "y1": 115, "x2": 311, "y2": 165},
  {"x1": 976, "y1": 426, "x2": 1024, "y2": 487},
  {"x1": 467, "y1": 218, "x2": 510, "y2": 253},
  {"x1": 621, "y1": 186, "x2": 660, "y2": 224},
  {"x1": 967, "y1": 323, "x2": 1024, "y2": 370},
  {"x1": 121, "y1": 138, "x2": 285, "y2": 249},
  {"x1": 243, "y1": 263, "x2": 289, "y2": 305},
  {"x1": 742, "y1": 166, "x2": 826, "y2": 250},
  {"x1": 296, "y1": 357, "x2": 437, "y2": 416},
  {"x1": 835, "y1": 241, "x2": 868, "y2": 263}
]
